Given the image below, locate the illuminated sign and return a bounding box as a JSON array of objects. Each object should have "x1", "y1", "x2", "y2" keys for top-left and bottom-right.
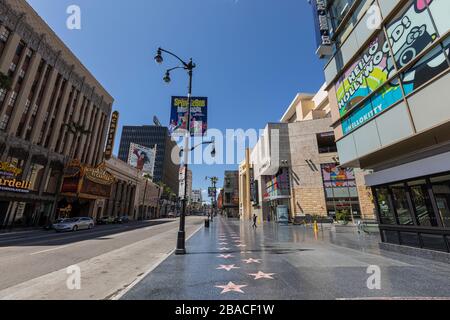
[
  {"x1": 104, "y1": 111, "x2": 119, "y2": 160},
  {"x1": 0, "y1": 162, "x2": 32, "y2": 193}
]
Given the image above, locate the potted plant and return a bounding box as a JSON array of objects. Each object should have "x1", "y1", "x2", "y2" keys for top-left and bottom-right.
[{"x1": 336, "y1": 210, "x2": 350, "y2": 225}]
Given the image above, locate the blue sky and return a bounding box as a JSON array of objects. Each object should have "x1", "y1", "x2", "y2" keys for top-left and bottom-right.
[{"x1": 27, "y1": 0, "x2": 325, "y2": 197}]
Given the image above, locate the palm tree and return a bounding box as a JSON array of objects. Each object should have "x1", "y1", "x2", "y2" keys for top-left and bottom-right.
[
  {"x1": 63, "y1": 121, "x2": 91, "y2": 159},
  {"x1": 0, "y1": 72, "x2": 12, "y2": 90}
]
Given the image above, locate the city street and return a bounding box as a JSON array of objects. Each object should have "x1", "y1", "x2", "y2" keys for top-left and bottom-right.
[
  {"x1": 0, "y1": 217, "x2": 204, "y2": 300},
  {"x1": 122, "y1": 217, "x2": 450, "y2": 300}
]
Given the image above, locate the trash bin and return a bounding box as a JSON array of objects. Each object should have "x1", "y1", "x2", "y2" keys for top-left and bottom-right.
[{"x1": 204, "y1": 219, "x2": 210, "y2": 228}]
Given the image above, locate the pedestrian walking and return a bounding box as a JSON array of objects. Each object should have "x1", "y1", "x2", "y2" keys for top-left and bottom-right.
[{"x1": 252, "y1": 214, "x2": 258, "y2": 229}]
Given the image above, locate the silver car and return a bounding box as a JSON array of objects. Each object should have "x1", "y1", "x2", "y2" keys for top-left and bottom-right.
[{"x1": 53, "y1": 217, "x2": 95, "y2": 232}]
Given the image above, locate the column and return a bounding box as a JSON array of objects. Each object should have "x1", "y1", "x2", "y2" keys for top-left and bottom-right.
[
  {"x1": 20, "y1": 61, "x2": 47, "y2": 140},
  {"x1": 0, "y1": 33, "x2": 20, "y2": 73},
  {"x1": 48, "y1": 79, "x2": 72, "y2": 152},
  {"x1": 30, "y1": 68, "x2": 58, "y2": 144},
  {"x1": 0, "y1": 143, "x2": 10, "y2": 161},
  {"x1": 86, "y1": 107, "x2": 102, "y2": 166},
  {"x1": 5, "y1": 51, "x2": 42, "y2": 132}
]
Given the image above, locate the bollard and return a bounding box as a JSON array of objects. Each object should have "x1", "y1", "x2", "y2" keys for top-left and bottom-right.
[{"x1": 205, "y1": 219, "x2": 210, "y2": 228}]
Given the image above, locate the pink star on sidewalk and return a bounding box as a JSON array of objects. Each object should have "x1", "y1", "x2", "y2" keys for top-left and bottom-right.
[
  {"x1": 215, "y1": 282, "x2": 247, "y2": 294},
  {"x1": 249, "y1": 271, "x2": 275, "y2": 280},
  {"x1": 217, "y1": 254, "x2": 234, "y2": 259},
  {"x1": 216, "y1": 264, "x2": 240, "y2": 271},
  {"x1": 235, "y1": 244, "x2": 246, "y2": 247},
  {"x1": 219, "y1": 247, "x2": 231, "y2": 251},
  {"x1": 218, "y1": 242, "x2": 228, "y2": 245},
  {"x1": 242, "y1": 258, "x2": 261, "y2": 264}
]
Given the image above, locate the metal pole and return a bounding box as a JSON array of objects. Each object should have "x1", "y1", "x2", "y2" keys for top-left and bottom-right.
[{"x1": 175, "y1": 65, "x2": 193, "y2": 255}]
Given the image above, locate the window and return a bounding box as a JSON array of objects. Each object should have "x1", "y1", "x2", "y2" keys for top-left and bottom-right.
[
  {"x1": 402, "y1": 44, "x2": 449, "y2": 95},
  {"x1": 430, "y1": 175, "x2": 450, "y2": 228},
  {"x1": 408, "y1": 180, "x2": 438, "y2": 227},
  {"x1": 8, "y1": 91, "x2": 17, "y2": 107},
  {"x1": 375, "y1": 187, "x2": 396, "y2": 225},
  {"x1": 317, "y1": 132, "x2": 337, "y2": 153},
  {"x1": 0, "y1": 88, "x2": 6, "y2": 102},
  {"x1": 0, "y1": 28, "x2": 10, "y2": 42},
  {"x1": 9, "y1": 62, "x2": 16, "y2": 72},
  {"x1": 0, "y1": 114, "x2": 9, "y2": 130},
  {"x1": 391, "y1": 183, "x2": 414, "y2": 225}
]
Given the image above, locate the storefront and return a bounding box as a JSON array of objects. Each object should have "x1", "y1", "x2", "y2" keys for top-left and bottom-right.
[
  {"x1": 321, "y1": 163, "x2": 361, "y2": 221},
  {"x1": 59, "y1": 160, "x2": 114, "y2": 219},
  {"x1": 262, "y1": 168, "x2": 292, "y2": 222},
  {"x1": 372, "y1": 172, "x2": 450, "y2": 253},
  {"x1": 0, "y1": 155, "x2": 64, "y2": 229}
]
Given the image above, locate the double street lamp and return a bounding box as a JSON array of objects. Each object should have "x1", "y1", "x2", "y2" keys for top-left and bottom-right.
[{"x1": 154, "y1": 47, "x2": 196, "y2": 255}]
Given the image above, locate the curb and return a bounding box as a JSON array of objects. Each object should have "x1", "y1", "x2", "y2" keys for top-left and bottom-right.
[{"x1": 110, "y1": 222, "x2": 204, "y2": 300}]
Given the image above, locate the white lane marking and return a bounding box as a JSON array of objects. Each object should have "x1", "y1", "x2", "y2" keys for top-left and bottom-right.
[{"x1": 30, "y1": 244, "x2": 76, "y2": 255}]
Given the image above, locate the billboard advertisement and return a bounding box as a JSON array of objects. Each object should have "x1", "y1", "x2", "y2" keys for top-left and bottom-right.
[
  {"x1": 169, "y1": 96, "x2": 208, "y2": 137},
  {"x1": 338, "y1": 0, "x2": 450, "y2": 135},
  {"x1": 127, "y1": 143, "x2": 156, "y2": 177},
  {"x1": 104, "y1": 111, "x2": 119, "y2": 160}
]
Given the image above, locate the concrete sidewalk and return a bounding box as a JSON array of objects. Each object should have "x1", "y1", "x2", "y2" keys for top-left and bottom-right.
[{"x1": 121, "y1": 216, "x2": 450, "y2": 300}]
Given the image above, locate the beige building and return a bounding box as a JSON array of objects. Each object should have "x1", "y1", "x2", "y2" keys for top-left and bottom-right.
[
  {"x1": 0, "y1": 0, "x2": 113, "y2": 228},
  {"x1": 240, "y1": 84, "x2": 375, "y2": 222}
]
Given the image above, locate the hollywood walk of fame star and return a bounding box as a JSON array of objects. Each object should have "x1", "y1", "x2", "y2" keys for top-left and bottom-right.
[
  {"x1": 217, "y1": 254, "x2": 234, "y2": 259},
  {"x1": 235, "y1": 244, "x2": 246, "y2": 247},
  {"x1": 216, "y1": 264, "x2": 240, "y2": 271},
  {"x1": 219, "y1": 247, "x2": 231, "y2": 251},
  {"x1": 248, "y1": 271, "x2": 276, "y2": 280},
  {"x1": 242, "y1": 258, "x2": 261, "y2": 264},
  {"x1": 218, "y1": 242, "x2": 228, "y2": 245},
  {"x1": 215, "y1": 282, "x2": 248, "y2": 294}
]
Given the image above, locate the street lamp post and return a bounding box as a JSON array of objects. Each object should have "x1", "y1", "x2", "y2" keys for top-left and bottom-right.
[
  {"x1": 206, "y1": 176, "x2": 219, "y2": 221},
  {"x1": 155, "y1": 47, "x2": 196, "y2": 255}
]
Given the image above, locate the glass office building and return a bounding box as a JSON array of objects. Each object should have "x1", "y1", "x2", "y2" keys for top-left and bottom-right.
[{"x1": 316, "y1": 0, "x2": 450, "y2": 253}]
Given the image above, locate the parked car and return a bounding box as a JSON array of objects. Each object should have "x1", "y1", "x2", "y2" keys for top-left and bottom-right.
[
  {"x1": 167, "y1": 212, "x2": 176, "y2": 218},
  {"x1": 114, "y1": 216, "x2": 130, "y2": 224},
  {"x1": 44, "y1": 218, "x2": 65, "y2": 230},
  {"x1": 53, "y1": 217, "x2": 94, "y2": 232},
  {"x1": 96, "y1": 216, "x2": 114, "y2": 225}
]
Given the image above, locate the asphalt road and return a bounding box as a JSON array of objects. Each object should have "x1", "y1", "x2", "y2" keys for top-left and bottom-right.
[{"x1": 0, "y1": 217, "x2": 205, "y2": 299}]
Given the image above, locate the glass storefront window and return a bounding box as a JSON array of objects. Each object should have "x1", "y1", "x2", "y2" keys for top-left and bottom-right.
[
  {"x1": 431, "y1": 175, "x2": 450, "y2": 228},
  {"x1": 375, "y1": 187, "x2": 396, "y2": 225},
  {"x1": 391, "y1": 183, "x2": 414, "y2": 225},
  {"x1": 408, "y1": 180, "x2": 438, "y2": 227}
]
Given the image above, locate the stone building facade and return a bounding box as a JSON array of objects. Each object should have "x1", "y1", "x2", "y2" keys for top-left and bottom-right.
[
  {"x1": 240, "y1": 84, "x2": 375, "y2": 222},
  {"x1": 0, "y1": 0, "x2": 113, "y2": 228}
]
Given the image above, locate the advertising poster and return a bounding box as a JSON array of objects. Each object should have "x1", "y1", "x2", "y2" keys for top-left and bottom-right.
[
  {"x1": 169, "y1": 96, "x2": 208, "y2": 137},
  {"x1": 337, "y1": 0, "x2": 450, "y2": 135},
  {"x1": 321, "y1": 164, "x2": 355, "y2": 187},
  {"x1": 127, "y1": 143, "x2": 156, "y2": 177}
]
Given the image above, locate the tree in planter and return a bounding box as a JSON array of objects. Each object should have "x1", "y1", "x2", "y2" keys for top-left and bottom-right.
[{"x1": 336, "y1": 210, "x2": 351, "y2": 225}]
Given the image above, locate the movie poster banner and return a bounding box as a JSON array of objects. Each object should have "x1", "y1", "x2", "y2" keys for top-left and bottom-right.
[
  {"x1": 127, "y1": 143, "x2": 156, "y2": 177},
  {"x1": 169, "y1": 96, "x2": 208, "y2": 137}
]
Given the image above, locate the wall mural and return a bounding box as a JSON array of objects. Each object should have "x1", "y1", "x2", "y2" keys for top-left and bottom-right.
[{"x1": 337, "y1": 0, "x2": 450, "y2": 135}]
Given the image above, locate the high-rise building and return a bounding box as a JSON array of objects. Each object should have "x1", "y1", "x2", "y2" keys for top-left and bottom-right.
[
  {"x1": 0, "y1": 0, "x2": 113, "y2": 228},
  {"x1": 118, "y1": 125, "x2": 180, "y2": 195},
  {"x1": 314, "y1": 0, "x2": 450, "y2": 253}
]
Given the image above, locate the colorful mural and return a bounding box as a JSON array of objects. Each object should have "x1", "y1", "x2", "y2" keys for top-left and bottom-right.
[{"x1": 338, "y1": 0, "x2": 450, "y2": 135}]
